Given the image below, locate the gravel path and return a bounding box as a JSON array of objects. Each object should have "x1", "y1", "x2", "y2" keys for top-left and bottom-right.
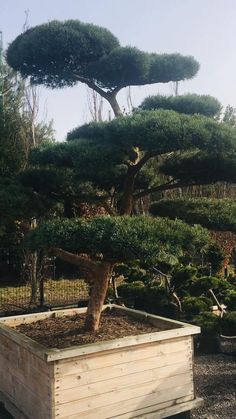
[
  {"x1": 0, "y1": 354, "x2": 235, "y2": 418},
  {"x1": 192, "y1": 354, "x2": 236, "y2": 419}
]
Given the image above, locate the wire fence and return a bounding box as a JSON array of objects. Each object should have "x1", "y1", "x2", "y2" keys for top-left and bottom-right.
[{"x1": 0, "y1": 278, "x2": 90, "y2": 317}]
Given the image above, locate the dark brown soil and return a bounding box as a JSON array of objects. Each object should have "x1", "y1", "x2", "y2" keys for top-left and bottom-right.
[{"x1": 15, "y1": 310, "x2": 161, "y2": 349}]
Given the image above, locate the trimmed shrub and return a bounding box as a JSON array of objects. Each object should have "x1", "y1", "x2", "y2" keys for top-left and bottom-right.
[
  {"x1": 171, "y1": 266, "x2": 197, "y2": 296},
  {"x1": 182, "y1": 296, "x2": 212, "y2": 317},
  {"x1": 190, "y1": 276, "x2": 223, "y2": 296},
  {"x1": 223, "y1": 291, "x2": 236, "y2": 311},
  {"x1": 221, "y1": 312, "x2": 236, "y2": 336}
]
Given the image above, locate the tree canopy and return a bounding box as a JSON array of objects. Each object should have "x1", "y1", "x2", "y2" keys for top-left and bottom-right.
[
  {"x1": 7, "y1": 20, "x2": 199, "y2": 116},
  {"x1": 27, "y1": 104, "x2": 236, "y2": 216},
  {"x1": 28, "y1": 216, "x2": 210, "y2": 266},
  {"x1": 8, "y1": 26, "x2": 236, "y2": 331},
  {"x1": 140, "y1": 94, "x2": 222, "y2": 118},
  {"x1": 149, "y1": 198, "x2": 236, "y2": 232}
]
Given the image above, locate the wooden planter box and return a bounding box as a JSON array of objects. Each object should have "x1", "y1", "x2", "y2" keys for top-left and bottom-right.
[{"x1": 0, "y1": 305, "x2": 202, "y2": 419}]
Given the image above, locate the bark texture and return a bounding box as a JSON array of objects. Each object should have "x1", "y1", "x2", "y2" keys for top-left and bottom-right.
[{"x1": 53, "y1": 248, "x2": 114, "y2": 332}]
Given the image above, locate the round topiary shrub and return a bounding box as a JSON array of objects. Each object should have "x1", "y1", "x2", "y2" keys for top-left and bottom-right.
[
  {"x1": 190, "y1": 276, "x2": 222, "y2": 296},
  {"x1": 223, "y1": 291, "x2": 236, "y2": 311},
  {"x1": 118, "y1": 281, "x2": 145, "y2": 298},
  {"x1": 182, "y1": 296, "x2": 212, "y2": 317},
  {"x1": 171, "y1": 266, "x2": 197, "y2": 297},
  {"x1": 193, "y1": 312, "x2": 221, "y2": 336},
  {"x1": 220, "y1": 312, "x2": 236, "y2": 336},
  {"x1": 193, "y1": 312, "x2": 221, "y2": 353},
  {"x1": 114, "y1": 262, "x2": 151, "y2": 284}
]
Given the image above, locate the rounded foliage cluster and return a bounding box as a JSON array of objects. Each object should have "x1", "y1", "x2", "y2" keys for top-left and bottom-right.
[
  {"x1": 140, "y1": 94, "x2": 222, "y2": 117},
  {"x1": 150, "y1": 198, "x2": 236, "y2": 233},
  {"x1": 28, "y1": 215, "x2": 210, "y2": 265},
  {"x1": 7, "y1": 20, "x2": 199, "y2": 90}
]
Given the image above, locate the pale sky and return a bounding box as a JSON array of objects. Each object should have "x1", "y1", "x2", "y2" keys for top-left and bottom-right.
[{"x1": 1, "y1": 0, "x2": 236, "y2": 140}]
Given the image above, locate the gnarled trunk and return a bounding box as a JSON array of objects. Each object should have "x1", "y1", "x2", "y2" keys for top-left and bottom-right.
[
  {"x1": 85, "y1": 262, "x2": 113, "y2": 332},
  {"x1": 52, "y1": 248, "x2": 114, "y2": 332}
]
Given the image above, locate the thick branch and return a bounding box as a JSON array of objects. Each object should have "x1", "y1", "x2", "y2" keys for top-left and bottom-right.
[
  {"x1": 52, "y1": 247, "x2": 99, "y2": 280},
  {"x1": 74, "y1": 74, "x2": 110, "y2": 100},
  {"x1": 74, "y1": 74, "x2": 123, "y2": 117},
  {"x1": 134, "y1": 179, "x2": 196, "y2": 200},
  {"x1": 133, "y1": 152, "x2": 154, "y2": 172},
  {"x1": 120, "y1": 153, "x2": 154, "y2": 215}
]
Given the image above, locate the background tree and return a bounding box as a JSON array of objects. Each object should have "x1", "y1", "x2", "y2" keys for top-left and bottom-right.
[
  {"x1": 0, "y1": 55, "x2": 54, "y2": 284},
  {"x1": 7, "y1": 20, "x2": 199, "y2": 117}
]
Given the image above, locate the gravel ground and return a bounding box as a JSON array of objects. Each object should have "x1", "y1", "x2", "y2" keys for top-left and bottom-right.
[
  {"x1": 192, "y1": 354, "x2": 236, "y2": 419},
  {"x1": 0, "y1": 354, "x2": 235, "y2": 418}
]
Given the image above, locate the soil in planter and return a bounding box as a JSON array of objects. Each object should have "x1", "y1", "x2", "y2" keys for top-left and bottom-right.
[{"x1": 15, "y1": 310, "x2": 164, "y2": 349}]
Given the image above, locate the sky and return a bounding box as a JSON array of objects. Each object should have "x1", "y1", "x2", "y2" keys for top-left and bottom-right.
[{"x1": 1, "y1": 0, "x2": 236, "y2": 140}]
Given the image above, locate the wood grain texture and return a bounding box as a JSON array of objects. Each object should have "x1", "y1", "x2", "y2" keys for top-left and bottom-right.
[{"x1": 0, "y1": 306, "x2": 198, "y2": 419}]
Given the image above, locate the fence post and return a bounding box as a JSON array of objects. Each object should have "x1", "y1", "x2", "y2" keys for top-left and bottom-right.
[{"x1": 39, "y1": 277, "x2": 45, "y2": 307}]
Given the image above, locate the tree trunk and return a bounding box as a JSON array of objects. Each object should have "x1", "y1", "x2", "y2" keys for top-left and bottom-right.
[
  {"x1": 120, "y1": 167, "x2": 136, "y2": 215},
  {"x1": 85, "y1": 262, "x2": 113, "y2": 332},
  {"x1": 107, "y1": 94, "x2": 123, "y2": 118},
  {"x1": 52, "y1": 248, "x2": 114, "y2": 332}
]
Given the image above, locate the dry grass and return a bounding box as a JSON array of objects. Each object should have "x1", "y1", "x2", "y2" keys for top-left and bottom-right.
[{"x1": 0, "y1": 279, "x2": 89, "y2": 314}]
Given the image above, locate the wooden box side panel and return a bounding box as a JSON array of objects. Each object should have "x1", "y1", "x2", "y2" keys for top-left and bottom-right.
[
  {"x1": 54, "y1": 335, "x2": 194, "y2": 418},
  {"x1": 0, "y1": 332, "x2": 54, "y2": 419}
]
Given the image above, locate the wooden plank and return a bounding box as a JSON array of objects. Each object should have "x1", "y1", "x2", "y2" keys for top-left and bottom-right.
[
  {"x1": 111, "y1": 305, "x2": 200, "y2": 330},
  {"x1": 0, "y1": 323, "x2": 47, "y2": 360},
  {"x1": 56, "y1": 378, "x2": 193, "y2": 416},
  {"x1": 47, "y1": 329, "x2": 195, "y2": 362},
  {"x1": 131, "y1": 397, "x2": 203, "y2": 419},
  {"x1": 55, "y1": 337, "x2": 191, "y2": 377},
  {"x1": 0, "y1": 372, "x2": 52, "y2": 419},
  {"x1": 0, "y1": 338, "x2": 54, "y2": 378},
  {"x1": 59, "y1": 396, "x2": 194, "y2": 419},
  {"x1": 56, "y1": 383, "x2": 193, "y2": 418},
  {"x1": 56, "y1": 354, "x2": 191, "y2": 391},
  {"x1": 111, "y1": 395, "x2": 197, "y2": 419},
  {"x1": 0, "y1": 390, "x2": 28, "y2": 419},
  {"x1": 56, "y1": 370, "x2": 192, "y2": 405},
  {"x1": 107, "y1": 396, "x2": 203, "y2": 419},
  {"x1": 0, "y1": 311, "x2": 53, "y2": 326},
  {"x1": 55, "y1": 335, "x2": 191, "y2": 375},
  {"x1": 0, "y1": 305, "x2": 108, "y2": 326}
]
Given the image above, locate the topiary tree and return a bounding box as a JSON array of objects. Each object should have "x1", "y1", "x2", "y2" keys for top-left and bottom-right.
[
  {"x1": 10, "y1": 23, "x2": 236, "y2": 333},
  {"x1": 23, "y1": 103, "x2": 236, "y2": 217},
  {"x1": 7, "y1": 20, "x2": 199, "y2": 117},
  {"x1": 149, "y1": 198, "x2": 236, "y2": 232},
  {"x1": 28, "y1": 216, "x2": 210, "y2": 331}
]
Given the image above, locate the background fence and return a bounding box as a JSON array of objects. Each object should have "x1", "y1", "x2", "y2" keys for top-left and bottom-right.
[{"x1": 0, "y1": 277, "x2": 90, "y2": 317}]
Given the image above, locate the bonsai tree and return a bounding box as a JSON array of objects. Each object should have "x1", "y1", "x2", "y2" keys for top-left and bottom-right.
[
  {"x1": 28, "y1": 216, "x2": 210, "y2": 331},
  {"x1": 7, "y1": 20, "x2": 199, "y2": 116},
  {"x1": 8, "y1": 22, "x2": 236, "y2": 334},
  {"x1": 22, "y1": 98, "x2": 236, "y2": 217}
]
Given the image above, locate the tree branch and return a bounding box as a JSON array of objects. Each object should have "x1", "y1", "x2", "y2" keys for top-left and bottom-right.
[
  {"x1": 52, "y1": 247, "x2": 99, "y2": 279},
  {"x1": 133, "y1": 179, "x2": 190, "y2": 199},
  {"x1": 74, "y1": 74, "x2": 110, "y2": 99},
  {"x1": 134, "y1": 152, "x2": 155, "y2": 172}
]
